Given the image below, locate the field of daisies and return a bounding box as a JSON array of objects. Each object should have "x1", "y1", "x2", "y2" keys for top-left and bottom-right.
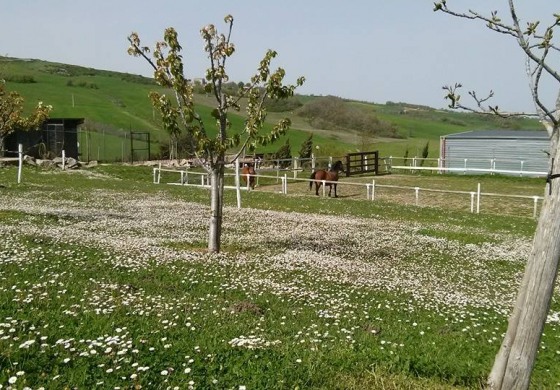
[{"x1": 0, "y1": 165, "x2": 559, "y2": 389}]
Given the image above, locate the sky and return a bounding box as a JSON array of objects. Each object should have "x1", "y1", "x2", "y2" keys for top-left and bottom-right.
[{"x1": 1, "y1": 1, "x2": 558, "y2": 113}]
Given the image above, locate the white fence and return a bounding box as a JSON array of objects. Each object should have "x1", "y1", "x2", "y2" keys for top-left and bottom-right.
[
  {"x1": 152, "y1": 165, "x2": 545, "y2": 218},
  {"x1": 0, "y1": 144, "x2": 24, "y2": 184},
  {"x1": 387, "y1": 156, "x2": 548, "y2": 177}
]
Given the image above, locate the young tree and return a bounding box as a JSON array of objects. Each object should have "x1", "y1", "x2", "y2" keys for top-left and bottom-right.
[
  {"x1": 0, "y1": 80, "x2": 51, "y2": 154},
  {"x1": 434, "y1": 2, "x2": 560, "y2": 389},
  {"x1": 298, "y1": 133, "x2": 313, "y2": 160},
  {"x1": 274, "y1": 138, "x2": 292, "y2": 168},
  {"x1": 128, "y1": 15, "x2": 304, "y2": 253},
  {"x1": 419, "y1": 141, "x2": 429, "y2": 166}
]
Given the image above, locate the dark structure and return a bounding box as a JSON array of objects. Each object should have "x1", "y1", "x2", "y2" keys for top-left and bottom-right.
[
  {"x1": 345, "y1": 151, "x2": 379, "y2": 176},
  {"x1": 5, "y1": 118, "x2": 84, "y2": 159}
]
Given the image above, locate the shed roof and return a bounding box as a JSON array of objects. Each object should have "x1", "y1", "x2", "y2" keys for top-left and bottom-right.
[{"x1": 444, "y1": 130, "x2": 549, "y2": 140}]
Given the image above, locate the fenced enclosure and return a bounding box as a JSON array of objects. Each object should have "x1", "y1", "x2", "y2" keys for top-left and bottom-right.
[
  {"x1": 78, "y1": 129, "x2": 154, "y2": 163},
  {"x1": 151, "y1": 164, "x2": 545, "y2": 218}
]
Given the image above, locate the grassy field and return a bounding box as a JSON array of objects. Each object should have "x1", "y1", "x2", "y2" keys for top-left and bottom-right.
[
  {"x1": 1, "y1": 164, "x2": 558, "y2": 389},
  {"x1": 1, "y1": 56, "x2": 544, "y2": 163}
]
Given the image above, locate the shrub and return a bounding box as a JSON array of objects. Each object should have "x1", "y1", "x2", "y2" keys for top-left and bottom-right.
[{"x1": 297, "y1": 96, "x2": 402, "y2": 138}]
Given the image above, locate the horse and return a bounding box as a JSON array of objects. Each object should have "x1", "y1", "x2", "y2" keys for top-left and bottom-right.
[
  {"x1": 309, "y1": 160, "x2": 344, "y2": 197},
  {"x1": 241, "y1": 164, "x2": 256, "y2": 189}
]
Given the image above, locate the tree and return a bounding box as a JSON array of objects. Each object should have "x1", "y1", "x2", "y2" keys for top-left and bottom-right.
[
  {"x1": 419, "y1": 141, "x2": 429, "y2": 166},
  {"x1": 0, "y1": 80, "x2": 51, "y2": 154},
  {"x1": 299, "y1": 133, "x2": 313, "y2": 160},
  {"x1": 434, "y1": 2, "x2": 560, "y2": 389},
  {"x1": 128, "y1": 15, "x2": 304, "y2": 253},
  {"x1": 274, "y1": 139, "x2": 292, "y2": 168}
]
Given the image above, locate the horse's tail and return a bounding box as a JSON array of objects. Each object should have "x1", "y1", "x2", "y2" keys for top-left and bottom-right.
[{"x1": 309, "y1": 172, "x2": 316, "y2": 190}]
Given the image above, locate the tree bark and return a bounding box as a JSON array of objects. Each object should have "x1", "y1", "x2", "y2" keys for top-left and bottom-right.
[
  {"x1": 208, "y1": 161, "x2": 225, "y2": 253},
  {"x1": 488, "y1": 133, "x2": 560, "y2": 389}
]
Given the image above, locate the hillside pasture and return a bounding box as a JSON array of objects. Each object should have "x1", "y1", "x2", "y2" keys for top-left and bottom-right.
[{"x1": 0, "y1": 165, "x2": 558, "y2": 389}]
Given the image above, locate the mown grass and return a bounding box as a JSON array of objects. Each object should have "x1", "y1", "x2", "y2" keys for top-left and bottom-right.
[{"x1": 1, "y1": 164, "x2": 558, "y2": 389}]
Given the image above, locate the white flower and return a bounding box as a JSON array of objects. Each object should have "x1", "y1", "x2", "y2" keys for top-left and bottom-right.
[
  {"x1": 8, "y1": 376, "x2": 17, "y2": 384},
  {"x1": 160, "y1": 369, "x2": 168, "y2": 376},
  {"x1": 184, "y1": 367, "x2": 191, "y2": 374}
]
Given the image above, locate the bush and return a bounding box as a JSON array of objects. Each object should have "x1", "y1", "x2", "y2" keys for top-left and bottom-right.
[
  {"x1": 265, "y1": 96, "x2": 303, "y2": 112},
  {"x1": 1, "y1": 74, "x2": 36, "y2": 83},
  {"x1": 297, "y1": 96, "x2": 402, "y2": 138}
]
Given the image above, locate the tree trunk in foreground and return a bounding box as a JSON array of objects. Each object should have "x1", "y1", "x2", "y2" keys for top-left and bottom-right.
[
  {"x1": 208, "y1": 163, "x2": 225, "y2": 253},
  {"x1": 488, "y1": 134, "x2": 560, "y2": 389}
]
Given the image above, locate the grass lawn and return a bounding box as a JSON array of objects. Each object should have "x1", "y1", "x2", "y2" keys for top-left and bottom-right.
[{"x1": 0, "y1": 164, "x2": 558, "y2": 389}]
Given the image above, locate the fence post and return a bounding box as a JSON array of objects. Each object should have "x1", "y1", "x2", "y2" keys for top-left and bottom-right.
[
  {"x1": 62, "y1": 150, "x2": 66, "y2": 170},
  {"x1": 470, "y1": 192, "x2": 475, "y2": 213},
  {"x1": 235, "y1": 158, "x2": 241, "y2": 209},
  {"x1": 520, "y1": 161, "x2": 524, "y2": 177},
  {"x1": 328, "y1": 156, "x2": 332, "y2": 169},
  {"x1": 414, "y1": 187, "x2": 420, "y2": 206},
  {"x1": 283, "y1": 174, "x2": 288, "y2": 194},
  {"x1": 364, "y1": 155, "x2": 368, "y2": 171},
  {"x1": 476, "y1": 183, "x2": 481, "y2": 214},
  {"x1": 293, "y1": 157, "x2": 298, "y2": 179},
  {"x1": 533, "y1": 196, "x2": 539, "y2": 219},
  {"x1": 311, "y1": 153, "x2": 316, "y2": 172},
  {"x1": 464, "y1": 158, "x2": 468, "y2": 174},
  {"x1": 322, "y1": 180, "x2": 326, "y2": 197},
  {"x1": 157, "y1": 163, "x2": 161, "y2": 184},
  {"x1": 372, "y1": 179, "x2": 375, "y2": 201},
  {"x1": 17, "y1": 144, "x2": 23, "y2": 184}
]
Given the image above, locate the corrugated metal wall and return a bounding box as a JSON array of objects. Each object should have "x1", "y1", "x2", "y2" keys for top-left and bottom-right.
[{"x1": 442, "y1": 137, "x2": 549, "y2": 175}]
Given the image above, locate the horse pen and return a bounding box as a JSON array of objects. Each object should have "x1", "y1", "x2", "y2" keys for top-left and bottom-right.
[{"x1": 151, "y1": 156, "x2": 545, "y2": 218}]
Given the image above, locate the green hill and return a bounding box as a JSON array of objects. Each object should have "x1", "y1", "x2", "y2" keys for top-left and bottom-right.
[{"x1": 1, "y1": 56, "x2": 542, "y2": 161}]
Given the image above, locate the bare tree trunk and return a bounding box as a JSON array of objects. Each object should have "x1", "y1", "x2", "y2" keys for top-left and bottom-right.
[
  {"x1": 488, "y1": 134, "x2": 560, "y2": 389},
  {"x1": 208, "y1": 162, "x2": 225, "y2": 253}
]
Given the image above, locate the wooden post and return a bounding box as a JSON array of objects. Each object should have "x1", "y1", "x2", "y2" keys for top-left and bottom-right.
[
  {"x1": 477, "y1": 183, "x2": 481, "y2": 214},
  {"x1": 17, "y1": 144, "x2": 23, "y2": 184},
  {"x1": 235, "y1": 158, "x2": 241, "y2": 209}
]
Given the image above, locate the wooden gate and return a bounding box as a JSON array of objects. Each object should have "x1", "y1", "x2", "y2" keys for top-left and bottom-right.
[{"x1": 345, "y1": 151, "x2": 379, "y2": 177}]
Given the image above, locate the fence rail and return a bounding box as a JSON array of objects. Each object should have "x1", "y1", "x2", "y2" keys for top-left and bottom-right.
[
  {"x1": 152, "y1": 165, "x2": 544, "y2": 218},
  {"x1": 0, "y1": 144, "x2": 24, "y2": 183},
  {"x1": 387, "y1": 156, "x2": 548, "y2": 177}
]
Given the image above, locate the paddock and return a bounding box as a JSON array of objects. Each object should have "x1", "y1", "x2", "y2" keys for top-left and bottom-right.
[{"x1": 151, "y1": 165, "x2": 545, "y2": 218}]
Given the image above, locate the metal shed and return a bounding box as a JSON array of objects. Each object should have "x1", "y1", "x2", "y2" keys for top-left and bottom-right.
[
  {"x1": 5, "y1": 118, "x2": 84, "y2": 160},
  {"x1": 439, "y1": 130, "x2": 550, "y2": 176}
]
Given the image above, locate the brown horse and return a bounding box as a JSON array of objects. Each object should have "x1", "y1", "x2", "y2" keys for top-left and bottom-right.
[
  {"x1": 309, "y1": 160, "x2": 344, "y2": 197},
  {"x1": 241, "y1": 164, "x2": 256, "y2": 189}
]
